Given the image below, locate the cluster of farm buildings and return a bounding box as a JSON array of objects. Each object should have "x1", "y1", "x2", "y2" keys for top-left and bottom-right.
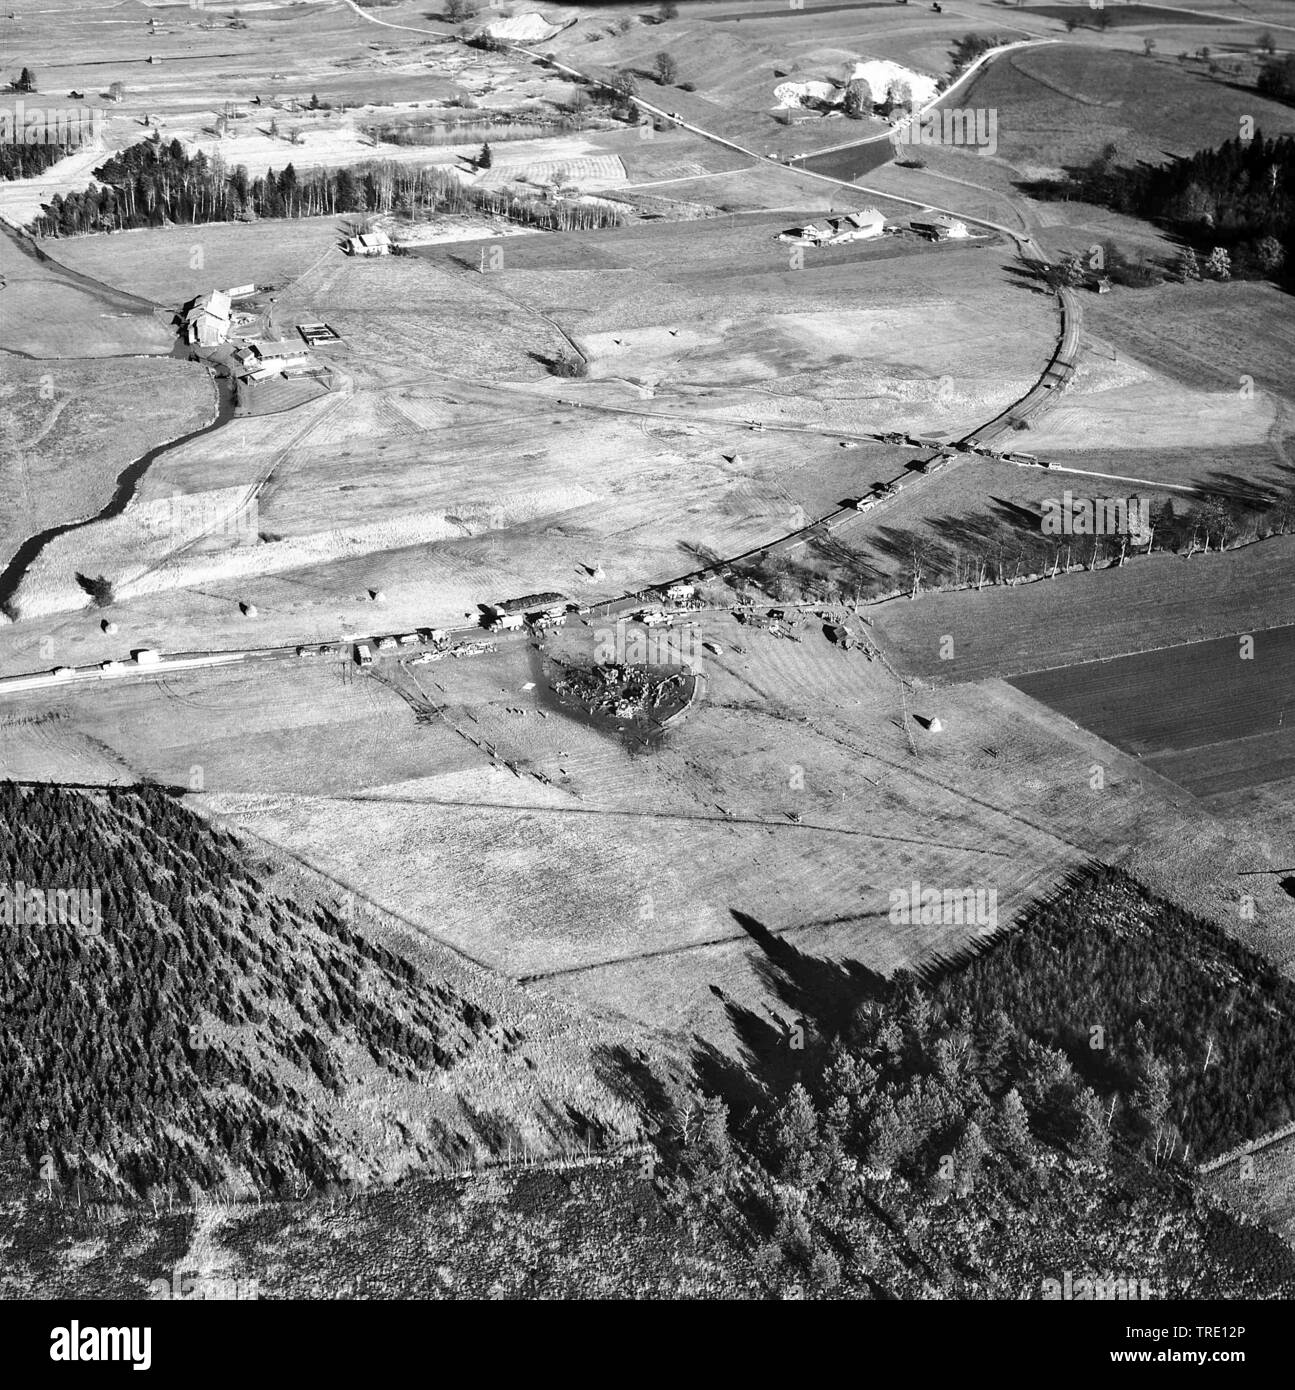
[
  {"x1": 178, "y1": 284, "x2": 327, "y2": 391},
  {"x1": 778, "y1": 208, "x2": 969, "y2": 247}
]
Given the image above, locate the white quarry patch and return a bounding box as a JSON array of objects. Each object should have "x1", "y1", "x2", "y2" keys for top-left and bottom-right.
[
  {"x1": 474, "y1": 11, "x2": 565, "y2": 44},
  {"x1": 848, "y1": 59, "x2": 938, "y2": 105},
  {"x1": 773, "y1": 79, "x2": 839, "y2": 109},
  {"x1": 774, "y1": 60, "x2": 936, "y2": 111}
]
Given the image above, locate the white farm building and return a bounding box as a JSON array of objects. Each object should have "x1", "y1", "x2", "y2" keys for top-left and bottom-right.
[
  {"x1": 344, "y1": 229, "x2": 391, "y2": 256},
  {"x1": 779, "y1": 208, "x2": 885, "y2": 247},
  {"x1": 910, "y1": 214, "x2": 970, "y2": 241}
]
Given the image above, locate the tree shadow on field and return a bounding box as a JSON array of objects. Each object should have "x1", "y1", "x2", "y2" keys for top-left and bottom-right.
[
  {"x1": 592, "y1": 1043, "x2": 678, "y2": 1132},
  {"x1": 687, "y1": 910, "x2": 891, "y2": 1117},
  {"x1": 986, "y1": 496, "x2": 1046, "y2": 534},
  {"x1": 1003, "y1": 261, "x2": 1055, "y2": 297},
  {"x1": 734, "y1": 910, "x2": 888, "y2": 1040},
  {"x1": 1199, "y1": 469, "x2": 1285, "y2": 511}
]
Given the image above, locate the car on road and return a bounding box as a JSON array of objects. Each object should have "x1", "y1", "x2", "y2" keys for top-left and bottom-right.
[{"x1": 703, "y1": 640, "x2": 723, "y2": 655}]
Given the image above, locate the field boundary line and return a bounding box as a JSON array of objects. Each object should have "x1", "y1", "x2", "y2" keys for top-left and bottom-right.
[
  {"x1": 995, "y1": 614, "x2": 1295, "y2": 682},
  {"x1": 1198, "y1": 1119, "x2": 1295, "y2": 1176},
  {"x1": 189, "y1": 797, "x2": 504, "y2": 974},
  {"x1": 517, "y1": 909, "x2": 895, "y2": 984},
  {"x1": 316, "y1": 789, "x2": 1018, "y2": 855}
]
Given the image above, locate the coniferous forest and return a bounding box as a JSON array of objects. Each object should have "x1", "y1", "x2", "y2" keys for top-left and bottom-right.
[
  {"x1": 0, "y1": 782, "x2": 514, "y2": 1202},
  {"x1": 0, "y1": 141, "x2": 74, "y2": 182},
  {"x1": 1029, "y1": 132, "x2": 1295, "y2": 285},
  {"x1": 25, "y1": 137, "x2": 623, "y2": 237},
  {"x1": 652, "y1": 866, "x2": 1295, "y2": 1297}
]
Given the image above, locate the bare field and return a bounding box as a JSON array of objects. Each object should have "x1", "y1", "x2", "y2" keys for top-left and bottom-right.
[
  {"x1": 1010, "y1": 626, "x2": 1295, "y2": 793},
  {"x1": 0, "y1": 228, "x2": 174, "y2": 357},
  {"x1": 963, "y1": 44, "x2": 1295, "y2": 174},
  {"x1": 1076, "y1": 281, "x2": 1295, "y2": 409},
  {"x1": 48, "y1": 217, "x2": 345, "y2": 308}
]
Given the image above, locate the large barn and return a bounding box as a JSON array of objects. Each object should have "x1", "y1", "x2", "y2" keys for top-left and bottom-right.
[{"x1": 181, "y1": 290, "x2": 231, "y2": 346}]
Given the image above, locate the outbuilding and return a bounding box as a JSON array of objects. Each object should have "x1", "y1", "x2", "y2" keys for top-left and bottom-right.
[
  {"x1": 344, "y1": 229, "x2": 391, "y2": 256},
  {"x1": 910, "y1": 214, "x2": 969, "y2": 241}
]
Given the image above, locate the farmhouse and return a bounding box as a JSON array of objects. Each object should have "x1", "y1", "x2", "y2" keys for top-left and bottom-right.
[
  {"x1": 825, "y1": 208, "x2": 885, "y2": 242},
  {"x1": 181, "y1": 290, "x2": 231, "y2": 346},
  {"x1": 910, "y1": 214, "x2": 969, "y2": 241},
  {"x1": 344, "y1": 229, "x2": 391, "y2": 257},
  {"x1": 231, "y1": 342, "x2": 311, "y2": 381},
  {"x1": 778, "y1": 209, "x2": 884, "y2": 246},
  {"x1": 778, "y1": 221, "x2": 828, "y2": 246}
]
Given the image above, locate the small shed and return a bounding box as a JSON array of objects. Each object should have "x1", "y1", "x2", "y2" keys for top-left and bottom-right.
[{"x1": 345, "y1": 229, "x2": 391, "y2": 257}]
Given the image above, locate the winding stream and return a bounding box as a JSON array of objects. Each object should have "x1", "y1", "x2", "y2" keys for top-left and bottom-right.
[
  {"x1": 0, "y1": 224, "x2": 239, "y2": 620},
  {"x1": 0, "y1": 371, "x2": 236, "y2": 620}
]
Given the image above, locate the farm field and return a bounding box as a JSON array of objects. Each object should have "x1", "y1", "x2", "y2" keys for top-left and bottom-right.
[
  {"x1": 47, "y1": 216, "x2": 347, "y2": 307},
  {"x1": 1005, "y1": 333, "x2": 1286, "y2": 454},
  {"x1": 819, "y1": 429, "x2": 1295, "y2": 602},
  {"x1": 1074, "y1": 280, "x2": 1295, "y2": 407},
  {"x1": 961, "y1": 44, "x2": 1295, "y2": 175},
  {"x1": 0, "y1": 225, "x2": 174, "y2": 357},
  {"x1": 0, "y1": 212, "x2": 1053, "y2": 648},
  {"x1": 1009, "y1": 625, "x2": 1295, "y2": 797},
  {"x1": 870, "y1": 534, "x2": 1295, "y2": 682},
  {"x1": 7, "y1": 593, "x2": 1295, "y2": 1045}
]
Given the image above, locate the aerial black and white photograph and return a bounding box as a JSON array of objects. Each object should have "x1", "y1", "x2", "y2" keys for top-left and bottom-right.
[{"x1": 0, "y1": 0, "x2": 1293, "y2": 1363}]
